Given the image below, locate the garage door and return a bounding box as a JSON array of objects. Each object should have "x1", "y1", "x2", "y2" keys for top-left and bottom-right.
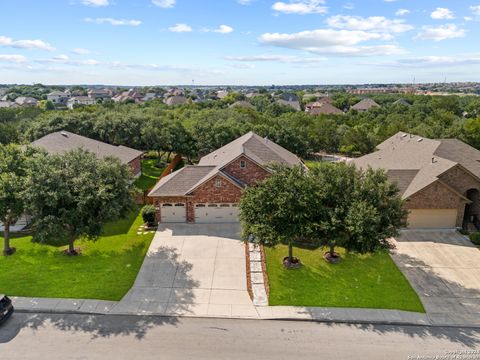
[
  {"x1": 161, "y1": 203, "x2": 186, "y2": 223},
  {"x1": 408, "y1": 209, "x2": 458, "y2": 229},
  {"x1": 195, "y1": 204, "x2": 239, "y2": 223}
]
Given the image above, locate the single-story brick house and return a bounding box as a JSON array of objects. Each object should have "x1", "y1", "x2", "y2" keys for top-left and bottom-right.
[
  {"x1": 31, "y1": 131, "x2": 143, "y2": 177},
  {"x1": 353, "y1": 132, "x2": 480, "y2": 230},
  {"x1": 148, "y1": 131, "x2": 304, "y2": 223}
]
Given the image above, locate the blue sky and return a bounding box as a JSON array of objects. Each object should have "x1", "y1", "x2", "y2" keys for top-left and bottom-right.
[{"x1": 1, "y1": 0, "x2": 479, "y2": 85}]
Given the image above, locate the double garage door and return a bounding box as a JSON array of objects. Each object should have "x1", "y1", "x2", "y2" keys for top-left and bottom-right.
[
  {"x1": 160, "y1": 203, "x2": 239, "y2": 223},
  {"x1": 408, "y1": 209, "x2": 458, "y2": 229},
  {"x1": 195, "y1": 204, "x2": 239, "y2": 223}
]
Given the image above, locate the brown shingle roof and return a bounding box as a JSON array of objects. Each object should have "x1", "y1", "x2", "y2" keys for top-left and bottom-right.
[
  {"x1": 31, "y1": 131, "x2": 143, "y2": 165},
  {"x1": 353, "y1": 132, "x2": 480, "y2": 199},
  {"x1": 149, "y1": 131, "x2": 304, "y2": 197},
  {"x1": 308, "y1": 104, "x2": 343, "y2": 115},
  {"x1": 351, "y1": 98, "x2": 380, "y2": 111}
]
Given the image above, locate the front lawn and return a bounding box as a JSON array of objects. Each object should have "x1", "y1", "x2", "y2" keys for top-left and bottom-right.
[
  {"x1": 0, "y1": 208, "x2": 154, "y2": 301},
  {"x1": 134, "y1": 158, "x2": 164, "y2": 191},
  {"x1": 265, "y1": 245, "x2": 425, "y2": 312}
]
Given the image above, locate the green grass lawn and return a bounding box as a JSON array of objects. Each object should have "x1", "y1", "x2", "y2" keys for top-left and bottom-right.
[
  {"x1": 0, "y1": 208, "x2": 154, "y2": 301},
  {"x1": 265, "y1": 245, "x2": 425, "y2": 312},
  {"x1": 134, "y1": 158, "x2": 164, "y2": 191},
  {"x1": 304, "y1": 160, "x2": 321, "y2": 169}
]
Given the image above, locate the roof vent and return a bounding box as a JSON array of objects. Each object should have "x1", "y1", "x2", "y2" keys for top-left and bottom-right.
[
  {"x1": 401, "y1": 134, "x2": 408, "y2": 138},
  {"x1": 432, "y1": 157, "x2": 436, "y2": 163},
  {"x1": 60, "y1": 131, "x2": 68, "y2": 137},
  {"x1": 417, "y1": 138, "x2": 423, "y2": 142}
]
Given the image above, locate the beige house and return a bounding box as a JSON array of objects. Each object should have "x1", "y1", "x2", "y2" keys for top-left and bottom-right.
[{"x1": 353, "y1": 132, "x2": 480, "y2": 230}]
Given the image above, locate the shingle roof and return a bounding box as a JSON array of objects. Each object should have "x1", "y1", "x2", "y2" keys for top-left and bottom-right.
[
  {"x1": 276, "y1": 99, "x2": 301, "y2": 111},
  {"x1": 165, "y1": 96, "x2": 188, "y2": 106},
  {"x1": 149, "y1": 166, "x2": 216, "y2": 196},
  {"x1": 149, "y1": 131, "x2": 304, "y2": 197},
  {"x1": 31, "y1": 131, "x2": 143, "y2": 165},
  {"x1": 308, "y1": 104, "x2": 343, "y2": 115},
  {"x1": 351, "y1": 98, "x2": 380, "y2": 111},
  {"x1": 353, "y1": 132, "x2": 480, "y2": 199}
]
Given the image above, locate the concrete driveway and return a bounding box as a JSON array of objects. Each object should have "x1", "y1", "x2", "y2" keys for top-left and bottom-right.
[
  {"x1": 116, "y1": 224, "x2": 258, "y2": 318},
  {"x1": 391, "y1": 230, "x2": 480, "y2": 325}
]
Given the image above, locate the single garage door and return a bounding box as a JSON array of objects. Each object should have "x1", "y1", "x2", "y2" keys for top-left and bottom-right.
[
  {"x1": 161, "y1": 203, "x2": 186, "y2": 223},
  {"x1": 408, "y1": 209, "x2": 458, "y2": 229},
  {"x1": 195, "y1": 203, "x2": 239, "y2": 223}
]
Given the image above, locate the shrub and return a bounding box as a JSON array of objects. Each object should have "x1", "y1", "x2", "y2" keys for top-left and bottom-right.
[
  {"x1": 142, "y1": 205, "x2": 156, "y2": 226},
  {"x1": 470, "y1": 232, "x2": 480, "y2": 246}
]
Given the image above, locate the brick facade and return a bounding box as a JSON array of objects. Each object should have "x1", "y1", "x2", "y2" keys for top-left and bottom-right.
[
  {"x1": 128, "y1": 156, "x2": 142, "y2": 177},
  {"x1": 222, "y1": 156, "x2": 270, "y2": 185},
  {"x1": 406, "y1": 181, "x2": 469, "y2": 227},
  {"x1": 153, "y1": 156, "x2": 271, "y2": 223}
]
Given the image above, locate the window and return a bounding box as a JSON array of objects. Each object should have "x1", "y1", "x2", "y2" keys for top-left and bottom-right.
[
  {"x1": 195, "y1": 204, "x2": 206, "y2": 208},
  {"x1": 162, "y1": 203, "x2": 173, "y2": 207},
  {"x1": 174, "y1": 203, "x2": 185, "y2": 207},
  {"x1": 220, "y1": 204, "x2": 230, "y2": 207},
  {"x1": 215, "y1": 178, "x2": 222, "y2": 188},
  {"x1": 208, "y1": 204, "x2": 218, "y2": 208},
  {"x1": 240, "y1": 160, "x2": 246, "y2": 169}
]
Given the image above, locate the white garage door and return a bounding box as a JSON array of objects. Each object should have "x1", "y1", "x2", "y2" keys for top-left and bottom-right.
[
  {"x1": 195, "y1": 204, "x2": 239, "y2": 223},
  {"x1": 161, "y1": 203, "x2": 186, "y2": 223},
  {"x1": 408, "y1": 209, "x2": 458, "y2": 229}
]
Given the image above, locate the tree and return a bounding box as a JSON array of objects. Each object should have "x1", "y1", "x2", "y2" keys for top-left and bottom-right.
[
  {"x1": 310, "y1": 163, "x2": 406, "y2": 262},
  {"x1": 24, "y1": 149, "x2": 135, "y2": 255},
  {"x1": 239, "y1": 165, "x2": 314, "y2": 267},
  {"x1": 0, "y1": 145, "x2": 31, "y2": 255}
]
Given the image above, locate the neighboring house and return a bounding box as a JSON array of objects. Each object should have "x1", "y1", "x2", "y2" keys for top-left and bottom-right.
[
  {"x1": 149, "y1": 131, "x2": 304, "y2": 224},
  {"x1": 216, "y1": 90, "x2": 229, "y2": 99},
  {"x1": 230, "y1": 101, "x2": 255, "y2": 110},
  {"x1": 0, "y1": 101, "x2": 19, "y2": 108},
  {"x1": 276, "y1": 99, "x2": 301, "y2": 111},
  {"x1": 15, "y1": 97, "x2": 38, "y2": 107},
  {"x1": 351, "y1": 98, "x2": 380, "y2": 112},
  {"x1": 87, "y1": 88, "x2": 111, "y2": 101},
  {"x1": 393, "y1": 99, "x2": 412, "y2": 107},
  {"x1": 47, "y1": 91, "x2": 70, "y2": 106},
  {"x1": 353, "y1": 132, "x2": 480, "y2": 230},
  {"x1": 142, "y1": 93, "x2": 158, "y2": 102},
  {"x1": 112, "y1": 89, "x2": 143, "y2": 103},
  {"x1": 306, "y1": 103, "x2": 343, "y2": 115},
  {"x1": 67, "y1": 96, "x2": 96, "y2": 109},
  {"x1": 31, "y1": 131, "x2": 144, "y2": 177},
  {"x1": 165, "y1": 95, "x2": 188, "y2": 106}
]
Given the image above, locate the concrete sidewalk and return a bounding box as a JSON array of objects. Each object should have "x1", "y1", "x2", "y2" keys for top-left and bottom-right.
[{"x1": 12, "y1": 295, "x2": 480, "y2": 327}]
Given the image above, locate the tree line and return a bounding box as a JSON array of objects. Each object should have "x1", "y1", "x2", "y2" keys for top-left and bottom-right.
[{"x1": 1, "y1": 93, "x2": 480, "y2": 161}]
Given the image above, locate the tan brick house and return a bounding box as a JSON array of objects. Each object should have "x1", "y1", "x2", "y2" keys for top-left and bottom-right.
[
  {"x1": 148, "y1": 131, "x2": 304, "y2": 223},
  {"x1": 354, "y1": 132, "x2": 480, "y2": 229},
  {"x1": 31, "y1": 131, "x2": 143, "y2": 177}
]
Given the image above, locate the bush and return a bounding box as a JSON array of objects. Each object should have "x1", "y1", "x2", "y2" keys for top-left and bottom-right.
[
  {"x1": 469, "y1": 232, "x2": 480, "y2": 246},
  {"x1": 141, "y1": 205, "x2": 156, "y2": 226}
]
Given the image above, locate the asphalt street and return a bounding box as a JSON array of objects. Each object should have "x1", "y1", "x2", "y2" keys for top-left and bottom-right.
[{"x1": 0, "y1": 313, "x2": 479, "y2": 360}]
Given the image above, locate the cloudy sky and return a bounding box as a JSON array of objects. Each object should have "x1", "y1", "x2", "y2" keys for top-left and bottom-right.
[{"x1": 1, "y1": 0, "x2": 479, "y2": 85}]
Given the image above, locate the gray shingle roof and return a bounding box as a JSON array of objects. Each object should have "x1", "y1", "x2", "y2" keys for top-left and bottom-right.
[
  {"x1": 353, "y1": 132, "x2": 480, "y2": 199},
  {"x1": 31, "y1": 131, "x2": 143, "y2": 165},
  {"x1": 149, "y1": 166, "x2": 216, "y2": 196},
  {"x1": 149, "y1": 131, "x2": 304, "y2": 197}
]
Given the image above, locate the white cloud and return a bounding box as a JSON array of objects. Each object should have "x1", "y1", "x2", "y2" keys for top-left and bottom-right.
[
  {"x1": 259, "y1": 29, "x2": 405, "y2": 56},
  {"x1": 431, "y1": 7, "x2": 455, "y2": 20},
  {"x1": 0, "y1": 35, "x2": 55, "y2": 51},
  {"x1": 272, "y1": 0, "x2": 327, "y2": 15},
  {"x1": 169, "y1": 23, "x2": 192, "y2": 32},
  {"x1": 152, "y1": 0, "x2": 175, "y2": 8},
  {"x1": 343, "y1": 3, "x2": 354, "y2": 10},
  {"x1": 84, "y1": 17, "x2": 142, "y2": 26},
  {"x1": 396, "y1": 9, "x2": 410, "y2": 16},
  {"x1": 415, "y1": 24, "x2": 465, "y2": 41},
  {"x1": 203, "y1": 25, "x2": 234, "y2": 34},
  {"x1": 0, "y1": 54, "x2": 27, "y2": 63},
  {"x1": 81, "y1": 0, "x2": 109, "y2": 7},
  {"x1": 370, "y1": 54, "x2": 480, "y2": 68},
  {"x1": 326, "y1": 15, "x2": 413, "y2": 34},
  {"x1": 36, "y1": 56, "x2": 101, "y2": 66},
  {"x1": 72, "y1": 48, "x2": 91, "y2": 55},
  {"x1": 471, "y1": 5, "x2": 480, "y2": 16},
  {"x1": 237, "y1": 0, "x2": 254, "y2": 4},
  {"x1": 225, "y1": 54, "x2": 327, "y2": 63}
]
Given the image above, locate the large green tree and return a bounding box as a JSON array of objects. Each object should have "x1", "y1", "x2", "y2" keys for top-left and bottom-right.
[
  {"x1": 0, "y1": 145, "x2": 31, "y2": 255},
  {"x1": 24, "y1": 149, "x2": 135, "y2": 255},
  {"x1": 310, "y1": 163, "x2": 407, "y2": 261},
  {"x1": 239, "y1": 165, "x2": 315, "y2": 266}
]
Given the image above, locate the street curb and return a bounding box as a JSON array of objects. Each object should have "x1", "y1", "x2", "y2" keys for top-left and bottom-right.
[{"x1": 13, "y1": 308, "x2": 480, "y2": 329}]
